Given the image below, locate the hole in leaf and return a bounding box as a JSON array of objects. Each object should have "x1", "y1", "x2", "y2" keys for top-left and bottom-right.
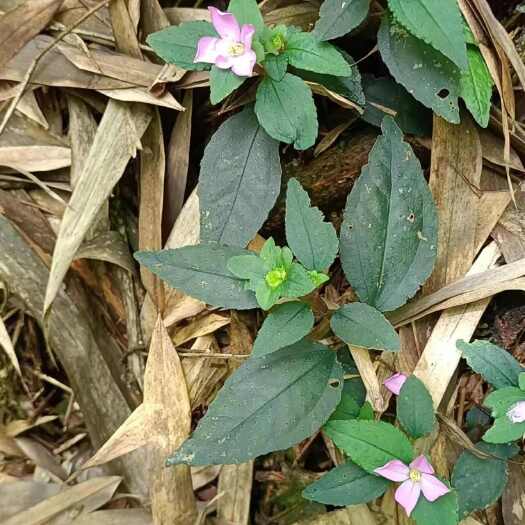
[
  {"x1": 407, "y1": 212, "x2": 415, "y2": 223},
  {"x1": 437, "y1": 88, "x2": 450, "y2": 99},
  {"x1": 329, "y1": 379, "x2": 341, "y2": 389}
]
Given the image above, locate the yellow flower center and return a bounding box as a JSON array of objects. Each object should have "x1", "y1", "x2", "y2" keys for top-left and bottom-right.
[
  {"x1": 265, "y1": 267, "x2": 287, "y2": 289},
  {"x1": 409, "y1": 469, "x2": 421, "y2": 482},
  {"x1": 228, "y1": 42, "x2": 245, "y2": 56}
]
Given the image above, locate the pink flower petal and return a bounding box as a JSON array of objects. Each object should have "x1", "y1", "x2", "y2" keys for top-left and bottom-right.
[
  {"x1": 383, "y1": 373, "x2": 408, "y2": 395},
  {"x1": 231, "y1": 50, "x2": 256, "y2": 76},
  {"x1": 241, "y1": 24, "x2": 255, "y2": 48},
  {"x1": 194, "y1": 36, "x2": 220, "y2": 63},
  {"x1": 409, "y1": 455, "x2": 434, "y2": 475},
  {"x1": 507, "y1": 401, "x2": 525, "y2": 423},
  {"x1": 395, "y1": 480, "x2": 421, "y2": 517},
  {"x1": 420, "y1": 473, "x2": 450, "y2": 502},
  {"x1": 215, "y1": 54, "x2": 234, "y2": 69},
  {"x1": 374, "y1": 459, "x2": 410, "y2": 482},
  {"x1": 209, "y1": 7, "x2": 240, "y2": 41}
]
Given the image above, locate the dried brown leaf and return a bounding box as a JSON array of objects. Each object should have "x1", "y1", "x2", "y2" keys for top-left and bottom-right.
[
  {"x1": 502, "y1": 462, "x2": 525, "y2": 525},
  {"x1": 217, "y1": 462, "x2": 254, "y2": 525},
  {"x1": 0, "y1": 146, "x2": 71, "y2": 172},
  {"x1": 348, "y1": 346, "x2": 385, "y2": 412},
  {"x1": 70, "y1": 509, "x2": 153, "y2": 525},
  {"x1": 0, "y1": 315, "x2": 20, "y2": 376},
  {"x1": 0, "y1": 0, "x2": 64, "y2": 72},
  {"x1": 44, "y1": 100, "x2": 152, "y2": 315},
  {"x1": 0, "y1": 482, "x2": 61, "y2": 523},
  {"x1": 172, "y1": 313, "x2": 230, "y2": 347}
]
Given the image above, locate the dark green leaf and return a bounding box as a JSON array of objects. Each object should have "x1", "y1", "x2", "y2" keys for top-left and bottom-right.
[
  {"x1": 199, "y1": 107, "x2": 281, "y2": 247},
  {"x1": 340, "y1": 116, "x2": 438, "y2": 312},
  {"x1": 387, "y1": 0, "x2": 468, "y2": 69},
  {"x1": 358, "y1": 401, "x2": 374, "y2": 420},
  {"x1": 285, "y1": 178, "x2": 339, "y2": 271},
  {"x1": 134, "y1": 245, "x2": 257, "y2": 310},
  {"x1": 147, "y1": 21, "x2": 216, "y2": 71},
  {"x1": 252, "y1": 303, "x2": 314, "y2": 356},
  {"x1": 264, "y1": 53, "x2": 288, "y2": 81},
  {"x1": 302, "y1": 461, "x2": 390, "y2": 506},
  {"x1": 452, "y1": 443, "x2": 509, "y2": 518},
  {"x1": 520, "y1": 372, "x2": 525, "y2": 391},
  {"x1": 377, "y1": 15, "x2": 461, "y2": 123},
  {"x1": 228, "y1": 0, "x2": 264, "y2": 33},
  {"x1": 330, "y1": 303, "x2": 400, "y2": 352},
  {"x1": 397, "y1": 375, "x2": 435, "y2": 438},
  {"x1": 255, "y1": 73, "x2": 318, "y2": 150},
  {"x1": 284, "y1": 32, "x2": 352, "y2": 76},
  {"x1": 412, "y1": 486, "x2": 458, "y2": 525},
  {"x1": 460, "y1": 46, "x2": 494, "y2": 128},
  {"x1": 324, "y1": 420, "x2": 413, "y2": 472},
  {"x1": 362, "y1": 74, "x2": 432, "y2": 136},
  {"x1": 209, "y1": 66, "x2": 246, "y2": 104},
  {"x1": 329, "y1": 390, "x2": 362, "y2": 421},
  {"x1": 457, "y1": 339, "x2": 523, "y2": 389},
  {"x1": 313, "y1": 0, "x2": 370, "y2": 41},
  {"x1": 167, "y1": 340, "x2": 343, "y2": 465}
]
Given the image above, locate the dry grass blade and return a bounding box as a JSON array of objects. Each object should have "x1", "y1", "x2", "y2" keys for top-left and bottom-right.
[
  {"x1": 0, "y1": 0, "x2": 64, "y2": 72},
  {"x1": 0, "y1": 314, "x2": 21, "y2": 376},
  {"x1": 314, "y1": 119, "x2": 355, "y2": 157},
  {"x1": 3, "y1": 476, "x2": 122, "y2": 525},
  {"x1": 413, "y1": 242, "x2": 501, "y2": 407},
  {"x1": 43, "y1": 100, "x2": 152, "y2": 315},
  {"x1": 306, "y1": 81, "x2": 363, "y2": 112},
  {"x1": 97, "y1": 87, "x2": 183, "y2": 110}
]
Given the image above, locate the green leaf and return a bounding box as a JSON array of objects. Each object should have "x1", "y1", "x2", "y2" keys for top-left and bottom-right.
[
  {"x1": 457, "y1": 339, "x2": 523, "y2": 389},
  {"x1": 377, "y1": 15, "x2": 461, "y2": 124},
  {"x1": 362, "y1": 74, "x2": 432, "y2": 136},
  {"x1": 329, "y1": 390, "x2": 362, "y2": 421},
  {"x1": 451, "y1": 443, "x2": 509, "y2": 518},
  {"x1": 264, "y1": 53, "x2": 288, "y2": 81},
  {"x1": 167, "y1": 340, "x2": 343, "y2": 465},
  {"x1": 134, "y1": 245, "x2": 258, "y2": 310},
  {"x1": 483, "y1": 416, "x2": 525, "y2": 444},
  {"x1": 255, "y1": 73, "x2": 318, "y2": 150},
  {"x1": 520, "y1": 372, "x2": 525, "y2": 391},
  {"x1": 324, "y1": 420, "x2": 413, "y2": 472},
  {"x1": 313, "y1": 0, "x2": 370, "y2": 41},
  {"x1": 358, "y1": 401, "x2": 374, "y2": 420},
  {"x1": 387, "y1": 0, "x2": 468, "y2": 69},
  {"x1": 330, "y1": 303, "x2": 400, "y2": 352},
  {"x1": 397, "y1": 375, "x2": 435, "y2": 438},
  {"x1": 340, "y1": 116, "x2": 437, "y2": 312},
  {"x1": 459, "y1": 46, "x2": 494, "y2": 128},
  {"x1": 146, "y1": 21, "x2": 216, "y2": 71},
  {"x1": 209, "y1": 66, "x2": 246, "y2": 104},
  {"x1": 252, "y1": 303, "x2": 314, "y2": 356},
  {"x1": 227, "y1": 253, "x2": 267, "y2": 283},
  {"x1": 285, "y1": 178, "x2": 339, "y2": 271},
  {"x1": 302, "y1": 461, "x2": 390, "y2": 506},
  {"x1": 297, "y1": 50, "x2": 365, "y2": 107},
  {"x1": 284, "y1": 32, "x2": 352, "y2": 76},
  {"x1": 228, "y1": 0, "x2": 264, "y2": 33},
  {"x1": 484, "y1": 387, "x2": 525, "y2": 418},
  {"x1": 412, "y1": 486, "x2": 458, "y2": 525},
  {"x1": 280, "y1": 263, "x2": 317, "y2": 298},
  {"x1": 199, "y1": 107, "x2": 281, "y2": 247}
]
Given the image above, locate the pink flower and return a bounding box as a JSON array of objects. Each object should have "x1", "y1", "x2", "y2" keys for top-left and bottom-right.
[
  {"x1": 507, "y1": 401, "x2": 525, "y2": 423},
  {"x1": 383, "y1": 373, "x2": 407, "y2": 395},
  {"x1": 194, "y1": 7, "x2": 257, "y2": 77},
  {"x1": 374, "y1": 455, "x2": 450, "y2": 517}
]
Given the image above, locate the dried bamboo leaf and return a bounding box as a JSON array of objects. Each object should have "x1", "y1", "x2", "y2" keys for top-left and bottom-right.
[
  {"x1": 0, "y1": 0, "x2": 64, "y2": 72},
  {"x1": 348, "y1": 345, "x2": 385, "y2": 412},
  {"x1": 413, "y1": 242, "x2": 501, "y2": 407},
  {"x1": 97, "y1": 87, "x2": 183, "y2": 110},
  {"x1": 164, "y1": 7, "x2": 210, "y2": 24},
  {"x1": 69, "y1": 509, "x2": 153, "y2": 525},
  {"x1": 165, "y1": 90, "x2": 193, "y2": 230},
  {"x1": 263, "y1": 4, "x2": 318, "y2": 29},
  {"x1": 474, "y1": 190, "x2": 511, "y2": 253},
  {"x1": 44, "y1": 100, "x2": 152, "y2": 315},
  {"x1": 314, "y1": 119, "x2": 354, "y2": 157},
  {"x1": 307, "y1": 81, "x2": 363, "y2": 112},
  {"x1": 502, "y1": 462, "x2": 525, "y2": 525},
  {"x1": 192, "y1": 465, "x2": 222, "y2": 490},
  {"x1": 172, "y1": 313, "x2": 230, "y2": 347},
  {"x1": 17, "y1": 90, "x2": 49, "y2": 129},
  {"x1": 492, "y1": 188, "x2": 525, "y2": 263},
  {"x1": 293, "y1": 505, "x2": 377, "y2": 525},
  {"x1": 3, "y1": 476, "x2": 122, "y2": 525},
  {"x1": 164, "y1": 295, "x2": 206, "y2": 328},
  {"x1": 139, "y1": 110, "x2": 165, "y2": 305},
  {"x1": 75, "y1": 231, "x2": 136, "y2": 274},
  {"x1": 0, "y1": 482, "x2": 61, "y2": 523},
  {"x1": 0, "y1": 146, "x2": 71, "y2": 172},
  {"x1": 217, "y1": 462, "x2": 254, "y2": 525},
  {"x1": 480, "y1": 129, "x2": 524, "y2": 171},
  {"x1": 389, "y1": 255, "x2": 525, "y2": 327},
  {"x1": 109, "y1": 0, "x2": 142, "y2": 58},
  {"x1": 0, "y1": 314, "x2": 20, "y2": 375},
  {"x1": 145, "y1": 317, "x2": 196, "y2": 524},
  {"x1": 14, "y1": 437, "x2": 67, "y2": 481}
]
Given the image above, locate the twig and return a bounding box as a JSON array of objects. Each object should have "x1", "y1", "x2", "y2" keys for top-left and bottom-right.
[{"x1": 0, "y1": 0, "x2": 110, "y2": 138}]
